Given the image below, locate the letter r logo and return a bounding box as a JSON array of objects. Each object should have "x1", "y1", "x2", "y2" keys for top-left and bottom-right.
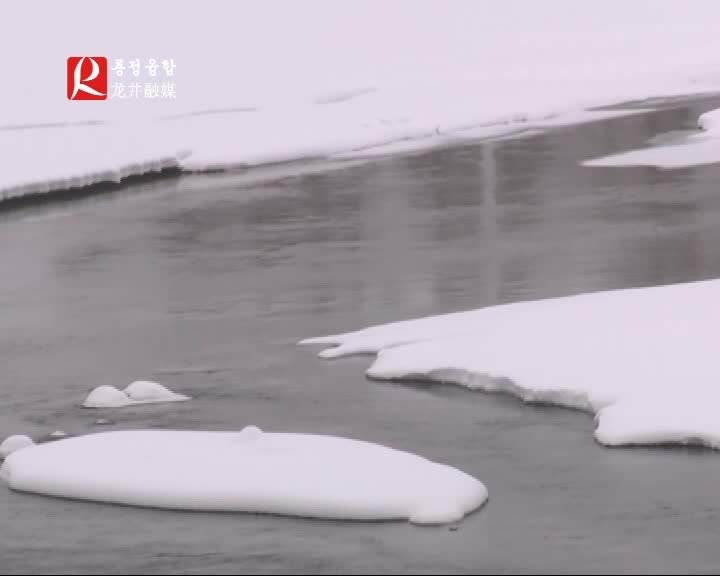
[{"x1": 67, "y1": 57, "x2": 108, "y2": 100}]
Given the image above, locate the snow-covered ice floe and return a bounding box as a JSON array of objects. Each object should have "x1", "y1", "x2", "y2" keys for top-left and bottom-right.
[
  {"x1": 301, "y1": 279, "x2": 720, "y2": 450},
  {"x1": 0, "y1": 427, "x2": 487, "y2": 524},
  {"x1": 83, "y1": 381, "x2": 190, "y2": 408},
  {"x1": 583, "y1": 107, "x2": 720, "y2": 169}
]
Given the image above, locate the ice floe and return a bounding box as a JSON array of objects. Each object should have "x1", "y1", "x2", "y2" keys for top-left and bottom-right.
[
  {"x1": 583, "y1": 107, "x2": 720, "y2": 169},
  {"x1": 82, "y1": 381, "x2": 190, "y2": 408},
  {"x1": 0, "y1": 427, "x2": 487, "y2": 524},
  {"x1": 302, "y1": 279, "x2": 720, "y2": 449}
]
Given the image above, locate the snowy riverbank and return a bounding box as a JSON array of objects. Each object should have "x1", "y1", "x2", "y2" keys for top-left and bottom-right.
[{"x1": 4, "y1": 0, "x2": 720, "y2": 201}]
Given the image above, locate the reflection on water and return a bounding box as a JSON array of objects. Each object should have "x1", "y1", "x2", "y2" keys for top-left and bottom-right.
[{"x1": 3, "y1": 98, "x2": 720, "y2": 573}]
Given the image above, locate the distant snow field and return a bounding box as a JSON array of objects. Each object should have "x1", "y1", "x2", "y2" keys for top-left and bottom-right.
[
  {"x1": 302, "y1": 279, "x2": 720, "y2": 450},
  {"x1": 4, "y1": 0, "x2": 720, "y2": 199},
  {"x1": 0, "y1": 428, "x2": 487, "y2": 524}
]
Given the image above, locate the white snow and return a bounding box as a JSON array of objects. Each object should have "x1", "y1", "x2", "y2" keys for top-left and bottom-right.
[
  {"x1": 83, "y1": 386, "x2": 129, "y2": 408},
  {"x1": 301, "y1": 279, "x2": 720, "y2": 449},
  {"x1": 0, "y1": 427, "x2": 487, "y2": 524},
  {"x1": 697, "y1": 108, "x2": 720, "y2": 133},
  {"x1": 4, "y1": 0, "x2": 720, "y2": 197},
  {"x1": 584, "y1": 139, "x2": 720, "y2": 169},
  {"x1": 583, "y1": 106, "x2": 720, "y2": 169},
  {"x1": 0, "y1": 124, "x2": 188, "y2": 201},
  {"x1": 83, "y1": 381, "x2": 190, "y2": 408},
  {"x1": 0, "y1": 436, "x2": 35, "y2": 460},
  {"x1": 124, "y1": 381, "x2": 188, "y2": 403}
]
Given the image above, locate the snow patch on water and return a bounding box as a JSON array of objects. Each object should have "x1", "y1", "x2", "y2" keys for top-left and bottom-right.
[
  {"x1": 0, "y1": 428, "x2": 487, "y2": 524},
  {"x1": 302, "y1": 279, "x2": 720, "y2": 450},
  {"x1": 83, "y1": 381, "x2": 190, "y2": 408},
  {"x1": 583, "y1": 107, "x2": 720, "y2": 169}
]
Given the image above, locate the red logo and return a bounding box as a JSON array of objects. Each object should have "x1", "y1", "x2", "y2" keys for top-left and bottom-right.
[{"x1": 67, "y1": 57, "x2": 107, "y2": 100}]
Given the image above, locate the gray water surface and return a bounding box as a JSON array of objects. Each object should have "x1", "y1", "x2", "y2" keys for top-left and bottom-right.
[{"x1": 3, "y1": 99, "x2": 720, "y2": 574}]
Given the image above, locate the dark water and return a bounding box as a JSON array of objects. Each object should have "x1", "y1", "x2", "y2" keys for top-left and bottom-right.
[{"x1": 3, "y1": 98, "x2": 720, "y2": 574}]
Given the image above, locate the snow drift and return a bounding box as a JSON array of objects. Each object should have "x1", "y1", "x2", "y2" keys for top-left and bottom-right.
[
  {"x1": 0, "y1": 427, "x2": 487, "y2": 524},
  {"x1": 301, "y1": 279, "x2": 720, "y2": 449}
]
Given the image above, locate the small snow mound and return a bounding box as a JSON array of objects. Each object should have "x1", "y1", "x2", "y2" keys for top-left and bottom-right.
[
  {"x1": 0, "y1": 435, "x2": 35, "y2": 459},
  {"x1": 83, "y1": 385, "x2": 131, "y2": 408},
  {"x1": 124, "y1": 380, "x2": 190, "y2": 403},
  {"x1": 83, "y1": 381, "x2": 190, "y2": 408},
  {"x1": 236, "y1": 426, "x2": 263, "y2": 442},
  {"x1": 698, "y1": 108, "x2": 720, "y2": 133}
]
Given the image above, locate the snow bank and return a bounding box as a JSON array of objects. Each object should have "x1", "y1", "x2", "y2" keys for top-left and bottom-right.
[
  {"x1": 0, "y1": 106, "x2": 655, "y2": 202},
  {"x1": 324, "y1": 109, "x2": 654, "y2": 162},
  {"x1": 4, "y1": 1, "x2": 720, "y2": 198},
  {"x1": 583, "y1": 106, "x2": 720, "y2": 169},
  {"x1": 83, "y1": 381, "x2": 190, "y2": 408},
  {"x1": 175, "y1": 96, "x2": 658, "y2": 172},
  {"x1": 0, "y1": 124, "x2": 188, "y2": 202},
  {"x1": 301, "y1": 279, "x2": 720, "y2": 449},
  {"x1": 0, "y1": 436, "x2": 35, "y2": 460},
  {"x1": 0, "y1": 428, "x2": 487, "y2": 524}
]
